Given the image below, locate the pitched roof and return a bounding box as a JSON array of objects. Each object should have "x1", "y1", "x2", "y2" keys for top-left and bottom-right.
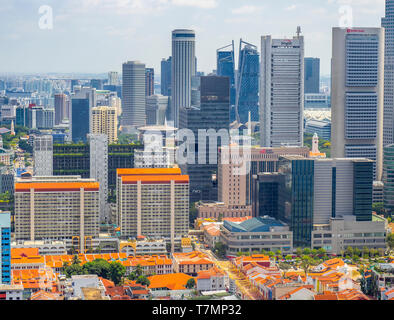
[{"x1": 148, "y1": 273, "x2": 193, "y2": 291}]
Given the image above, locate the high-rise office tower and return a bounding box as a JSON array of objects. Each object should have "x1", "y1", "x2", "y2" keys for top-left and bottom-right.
[
  {"x1": 108, "y1": 71, "x2": 119, "y2": 86},
  {"x1": 383, "y1": 144, "x2": 394, "y2": 214},
  {"x1": 331, "y1": 27, "x2": 384, "y2": 181},
  {"x1": 171, "y1": 29, "x2": 196, "y2": 127},
  {"x1": 161, "y1": 57, "x2": 172, "y2": 97},
  {"x1": 33, "y1": 135, "x2": 53, "y2": 176},
  {"x1": 117, "y1": 168, "x2": 189, "y2": 252},
  {"x1": 146, "y1": 95, "x2": 169, "y2": 125},
  {"x1": 90, "y1": 79, "x2": 103, "y2": 90},
  {"x1": 122, "y1": 61, "x2": 146, "y2": 129},
  {"x1": 382, "y1": 1, "x2": 394, "y2": 146},
  {"x1": 71, "y1": 97, "x2": 90, "y2": 143},
  {"x1": 14, "y1": 176, "x2": 100, "y2": 253},
  {"x1": 0, "y1": 211, "x2": 10, "y2": 284},
  {"x1": 145, "y1": 68, "x2": 155, "y2": 97},
  {"x1": 91, "y1": 106, "x2": 118, "y2": 144},
  {"x1": 277, "y1": 157, "x2": 375, "y2": 248},
  {"x1": 179, "y1": 76, "x2": 230, "y2": 202},
  {"x1": 71, "y1": 80, "x2": 80, "y2": 92},
  {"x1": 54, "y1": 93, "x2": 67, "y2": 125},
  {"x1": 236, "y1": 39, "x2": 259, "y2": 124},
  {"x1": 88, "y1": 134, "x2": 109, "y2": 223},
  {"x1": 260, "y1": 33, "x2": 304, "y2": 148},
  {"x1": 217, "y1": 42, "x2": 236, "y2": 121},
  {"x1": 304, "y1": 57, "x2": 320, "y2": 93}
]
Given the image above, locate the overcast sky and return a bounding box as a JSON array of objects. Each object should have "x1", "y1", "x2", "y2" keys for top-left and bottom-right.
[{"x1": 0, "y1": 0, "x2": 386, "y2": 75}]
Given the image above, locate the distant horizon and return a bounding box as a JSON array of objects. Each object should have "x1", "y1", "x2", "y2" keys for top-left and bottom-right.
[{"x1": 0, "y1": 0, "x2": 385, "y2": 75}]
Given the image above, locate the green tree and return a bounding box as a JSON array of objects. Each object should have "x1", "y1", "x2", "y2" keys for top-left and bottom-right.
[
  {"x1": 82, "y1": 259, "x2": 111, "y2": 279},
  {"x1": 372, "y1": 202, "x2": 385, "y2": 216},
  {"x1": 317, "y1": 248, "x2": 326, "y2": 257},
  {"x1": 186, "y1": 278, "x2": 196, "y2": 289},
  {"x1": 300, "y1": 255, "x2": 314, "y2": 276},
  {"x1": 311, "y1": 249, "x2": 318, "y2": 257},
  {"x1": 267, "y1": 251, "x2": 275, "y2": 258},
  {"x1": 214, "y1": 242, "x2": 227, "y2": 259},
  {"x1": 72, "y1": 254, "x2": 81, "y2": 265},
  {"x1": 285, "y1": 255, "x2": 293, "y2": 261},
  {"x1": 136, "y1": 275, "x2": 150, "y2": 287},
  {"x1": 189, "y1": 202, "x2": 198, "y2": 226},
  {"x1": 64, "y1": 264, "x2": 85, "y2": 277},
  {"x1": 109, "y1": 262, "x2": 126, "y2": 285},
  {"x1": 387, "y1": 234, "x2": 394, "y2": 252},
  {"x1": 345, "y1": 246, "x2": 354, "y2": 257},
  {"x1": 296, "y1": 248, "x2": 303, "y2": 257},
  {"x1": 303, "y1": 248, "x2": 311, "y2": 255}
]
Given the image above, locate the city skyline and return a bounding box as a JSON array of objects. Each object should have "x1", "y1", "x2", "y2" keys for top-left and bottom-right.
[{"x1": 0, "y1": 0, "x2": 385, "y2": 75}]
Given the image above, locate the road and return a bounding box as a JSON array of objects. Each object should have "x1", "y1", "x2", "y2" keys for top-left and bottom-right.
[{"x1": 197, "y1": 244, "x2": 262, "y2": 300}]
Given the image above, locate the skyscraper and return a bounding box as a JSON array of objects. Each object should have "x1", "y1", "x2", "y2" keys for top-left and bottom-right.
[
  {"x1": 217, "y1": 42, "x2": 236, "y2": 120},
  {"x1": 108, "y1": 71, "x2": 119, "y2": 86},
  {"x1": 122, "y1": 61, "x2": 146, "y2": 129},
  {"x1": 91, "y1": 106, "x2": 118, "y2": 144},
  {"x1": 161, "y1": 57, "x2": 172, "y2": 97},
  {"x1": 236, "y1": 40, "x2": 259, "y2": 124},
  {"x1": 382, "y1": 0, "x2": 394, "y2": 146},
  {"x1": 171, "y1": 29, "x2": 196, "y2": 127},
  {"x1": 260, "y1": 33, "x2": 304, "y2": 147},
  {"x1": 71, "y1": 98, "x2": 90, "y2": 143},
  {"x1": 54, "y1": 93, "x2": 67, "y2": 125},
  {"x1": 179, "y1": 76, "x2": 230, "y2": 202},
  {"x1": 304, "y1": 57, "x2": 320, "y2": 93},
  {"x1": 0, "y1": 211, "x2": 11, "y2": 284},
  {"x1": 331, "y1": 27, "x2": 384, "y2": 181},
  {"x1": 33, "y1": 135, "x2": 53, "y2": 176},
  {"x1": 145, "y1": 68, "x2": 155, "y2": 97},
  {"x1": 383, "y1": 144, "x2": 394, "y2": 214},
  {"x1": 88, "y1": 134, "x2": 109, "y2": 223}
]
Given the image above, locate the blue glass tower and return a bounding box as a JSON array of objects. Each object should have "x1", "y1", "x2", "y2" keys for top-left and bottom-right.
[
  {"x1": 236, "y1": 40, "x2": 259, "y2": 124},
  {"x1": 217, "y1": 42, "x2": 236, "y2": 122},
  {"x1": 71, "y1": 98, "x2": 90, "y2": 143},
  {"x1": 0, "y1": 212, "x2": 11, "y2": 284}
]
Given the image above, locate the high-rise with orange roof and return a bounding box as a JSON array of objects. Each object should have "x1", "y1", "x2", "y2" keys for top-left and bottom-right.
[
  {"x1": 117, "y1": 168, "x2": 189, "y2": 252},
  {"x1": 14, "y1": 176, "x2": 100, "y2": 253}
]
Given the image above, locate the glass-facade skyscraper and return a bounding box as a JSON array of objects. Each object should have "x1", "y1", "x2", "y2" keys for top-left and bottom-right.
[
  {"x1": 161, "y1": 57, "x2": 172, "y2": 97},
  {"x1": 383, "y1": 144, "x2": 394, "y2": 214},
  {"x1": 217, "y1": 42, "x2": 236, "y2": 122},
  {"x1": 331, "y1": 27, "x2": 384, "y2": 181},
  {"x1": 179, "y1": 76, "x2": 230, "y2": 203},
  {"x1": 304, "y1": 57, "x2": 320, "y2": 94},
  {"x1": 71, "y1": 98, "x2": 90, "y2": 143},
  {"x1": 0, "y1": 211, "x2": 11, "y2": 284},
  {"x1": 382, "y1": 0, "x2": 394, "y2": 146},
  {"x1": 236, "y1": 40, "x2": 259, "y2": 124}
]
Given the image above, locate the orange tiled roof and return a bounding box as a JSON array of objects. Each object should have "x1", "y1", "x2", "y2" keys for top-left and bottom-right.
[
  {"x1": 11, "y1": 248, "x2": 40, "y2": 258},
  {"x1": 197, "y1": 266, "x2": 226, "y2": 280},
  {"x1": 15, "y1": 182, "x2": 99, "y2": 192},
  {"x1": 173, "y1": 251, "x2": 214, "y2": 266},
  {"x1": 223, "y1": 216, "x2": 253, "y2": 223},
  {"x1": 117, "y1": 168, "x2": 181, "y2": 176},
  {"x1": 30, "y1": 290, "x2": 62, "y2": 300},
  {"x1": 121, "y1": 175, "x2": 189, "y2": 183},
  {"x1": 148, "y1": 273, "x2": 193, "y2": 291}
]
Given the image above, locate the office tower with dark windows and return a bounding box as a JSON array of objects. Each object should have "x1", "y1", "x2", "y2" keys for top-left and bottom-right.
[
  {"x1": 122, "y1": 61, "x2": 146, "y2": 129},
  {"x1": 145, "y1": 68, "x2": 155, "y2": 97},
  {"x1": 71, "y1": 98, "x2": 90, "y2": 143},
  {"x1": 304, "y1": 57, "x2": 320, "y2": 94},
  {"x1": 236, "y1": 40, "x2": 259, "y2": 124},
  {"x1": 171, "y1": 29, "x2": 196, "y2": 127},
  {"x1": 217, "y1": 42, "x2": 236, "y2": 121},
  {"x1": 382, "y1": 0, "x2": 394, "y2": 146},
  {"x1": 277, "y1": 157, "x2": 375, "y2": 248},
  {"x1": 179, "y1": 76, "x2": 230, "y2": 203},
  {"x1": 383, "y1": 144, "x2": 394, "y2": 214},
  {"x1": 161, "y1": 57, "x2": 172, "y2": 97},
  {"x1": 331, "y1": 27, "x2": 384, "y2": 181},
  {"x1": 0, "y1": 211, "x2": 11, "y2": 284},
  {"x1": 71, "y1": 80, "x2": 80, "y2": 92},
  {"x1": 54, "y1": 93, "x2": 67, "y2": 125},
  {"x1": 260, "y1": 33, "x2": 304, "y2": 148},
  {"x1": 146, "y1": 94, "x2": 169, "y2": 126},
  {"x1": 90, "y1": 79, "x2": 103, "y2": 90}
]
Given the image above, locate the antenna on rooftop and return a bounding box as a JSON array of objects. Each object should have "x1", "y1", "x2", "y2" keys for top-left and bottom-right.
[{"x1": 296, "y1": 26, "x2": 302, "y2": 38}]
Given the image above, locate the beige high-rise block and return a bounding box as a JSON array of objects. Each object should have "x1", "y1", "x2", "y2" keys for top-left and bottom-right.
[{"x1": 91, "y1": 106, "x2": 118, "y2": 144}]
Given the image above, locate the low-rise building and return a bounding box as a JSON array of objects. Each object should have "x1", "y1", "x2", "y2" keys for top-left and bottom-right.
[
  {"x1": 120, "y1": 239, "x2": 167, "y2": 256},
  {"x1": 0, "y1": 284, "x2": 24, "y2": 300},
  {"x1": 221, "y1": 217, "x2": 293, "y2": 257},
  {"x1": 196, "y1": 201, "x2": 252, "y2": 219},
  {"x1": 311, "y1": 216, "x2": 387, "y2": 254},
  {"x1": 196, "y1": 266, "x2": 229, "y2": 292},
  {"x1": 147, "y1": 273, "x2": 194, "y2": 298},
  {"x1": 11, "y1": 240, "x2": 67, "y2": 256},
  {"x1": 172, "y1": 251, "x2": 214, "y2": 276}
]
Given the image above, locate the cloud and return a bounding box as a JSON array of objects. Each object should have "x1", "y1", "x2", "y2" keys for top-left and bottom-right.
[
  {"x1": 171, "y1": 0, "x2": 218, "y2": 9},
  {"x1": 231, "y1": 5, "x2": 263, "y2": 15},
  {"x1": 285, "y1": 5, "x2": 297, "y2": 11}
]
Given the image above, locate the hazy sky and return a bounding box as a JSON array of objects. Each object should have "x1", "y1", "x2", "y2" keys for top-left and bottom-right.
[{"x1": 0, "y1": 0, "x2": 386, "y2": 75}]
